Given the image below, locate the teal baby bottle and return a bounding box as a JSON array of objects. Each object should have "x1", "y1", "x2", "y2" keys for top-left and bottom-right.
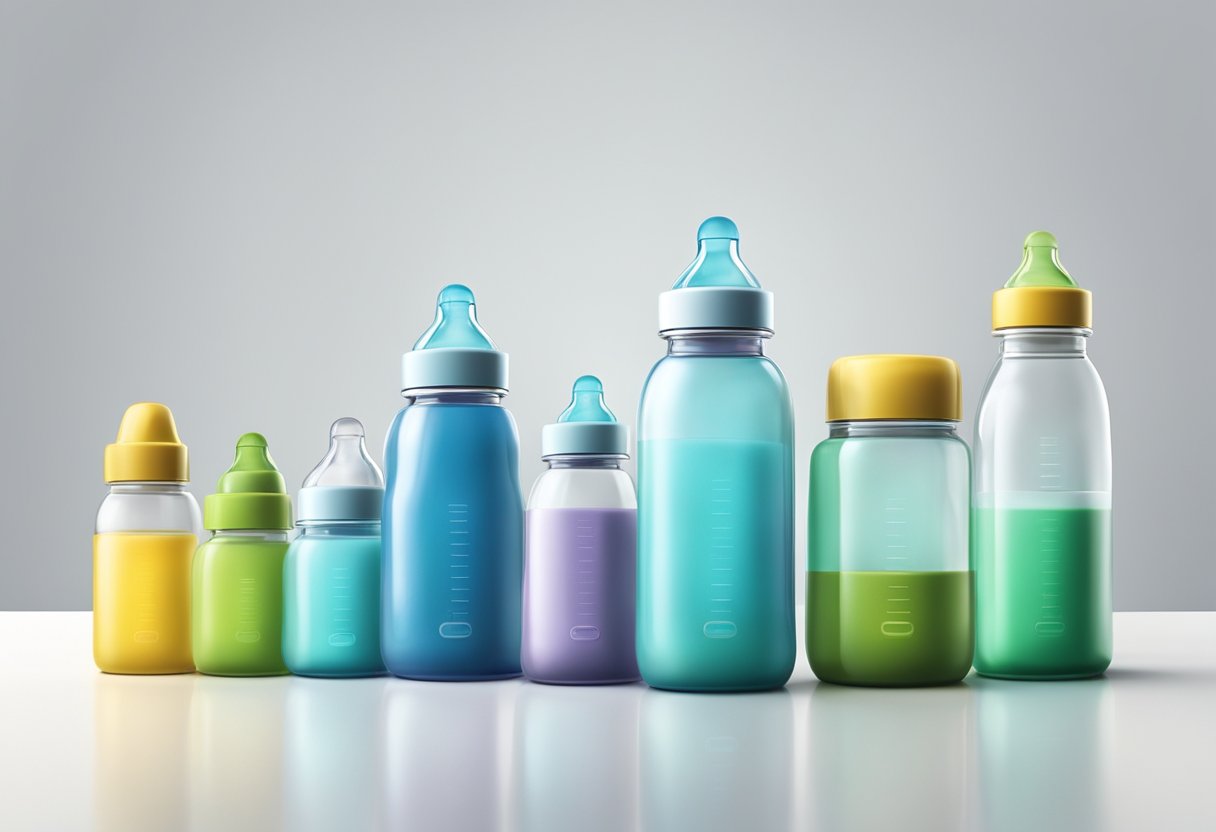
[
  {"x1": 283, "y1": 418, "x2": 386, "y2": 677},
  {"x1": 636, "y1": 217, "x2": 796, "y2": 691}
]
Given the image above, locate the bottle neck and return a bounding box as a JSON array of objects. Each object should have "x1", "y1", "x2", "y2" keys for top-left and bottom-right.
[
  {"x1": 107, "y1": 482, "x2": 190, "y2": 494},
  {"x1": 209, "y1": 529, "x2": 289, "y2": 541},
  {"x1": 829, "y1": 420, "x2": 959, "y2": 438},
  {"x1": 545, "y1": 456, "x2": 624, "y2": 470},
  {"x1": 408, "y1": 389, "x2": 504, "y2": 405},
  {"x1": 298, "y1": 522, "x2": 380, "y2": 536},
  {"x1": 665, "y1": 332, "x2": 768, "y2": 356},
  {"x1": 997, "y1": 327, "x2": 1090, "y2": 357}
]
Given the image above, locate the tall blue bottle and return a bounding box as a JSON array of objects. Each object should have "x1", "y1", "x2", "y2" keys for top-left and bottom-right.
[
  {"x1": 382, "y1": 284, "x2": 524, "y2": 680},
  {"x1": 637, "y1": 217, "x2": 796, "y2": 691},
  {"x1": 283, "y1": 417, "x2": 386, "y2": 677}
]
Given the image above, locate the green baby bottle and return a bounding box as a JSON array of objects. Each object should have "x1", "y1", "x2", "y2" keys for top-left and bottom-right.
[
  {"x1": 807, "y1": 356, "x2": 974, "y2": 686},
  {"x1": 192, "y1": 433, "x2": 293, "y2": 676}
]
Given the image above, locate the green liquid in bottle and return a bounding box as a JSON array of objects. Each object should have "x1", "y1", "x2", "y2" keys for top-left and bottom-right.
[
  {"x1": 973, "y1": 507, "x2": 1112, "y2": 680},
  {"x1": 807, "y1": 570, "x2": 973, "y2": 686}
]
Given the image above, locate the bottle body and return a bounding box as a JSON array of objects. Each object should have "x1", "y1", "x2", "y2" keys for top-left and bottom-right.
[
  {"x1": 637, "y1": 336, "x2": 795, "y2": 691},
  {"x1": 807, "y1": 423, "x2": 973, "y2": 686},
  {"x1": 93, "y1": 483, "x2": 201, "y2": 674},
  {"x1": 283, "y1": 524, "x2": 384, "y2": 677},
  {"x1": 973, "y1": 330, "x2": 1112, "y2": 679},
  {"x1": 523, "y1": 460, "x2": 639, "y2": 684},
  {"x1": 192, "y1": 531, "x2": 290, "y2": 676},
  {"x1": 382, "y1": 393, "x2": 524, "y2": 680}
]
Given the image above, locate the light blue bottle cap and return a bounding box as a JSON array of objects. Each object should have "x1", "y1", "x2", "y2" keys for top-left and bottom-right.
[
  {"x1": 401, "y1": 284, "x2": 509, "y2": 393},
  {"x1": 658, "y1": 216, "x2": 774, "y2": 335},
  {"x1": 296, "y1": 418, "x2": 385, "y2": 524},
  {"x1": 540, "y1": 375, "x2": 629, "y2": 458}
]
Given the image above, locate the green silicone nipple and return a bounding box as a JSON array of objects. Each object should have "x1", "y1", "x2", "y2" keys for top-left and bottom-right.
[
  {"x1": 671, "y1": 216, "x2": 761, "y2": 289},
  {"x1": 412, "y1": 284, "x2": 496, "y2": 350},
  {"x1": 1005, "y1": 231, "x2": 1079, "y2": 288},
  {"x1": 217, "y1": 433, "x2": 287, "y2": 495},
  {"x1": 557, "y1": 375, "x2": 617, "y2": 423}
]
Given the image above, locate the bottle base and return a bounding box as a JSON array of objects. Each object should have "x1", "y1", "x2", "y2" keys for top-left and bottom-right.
[
  {"x1": 195, "y1": 667, "x2": 290, "y2": 678},
  {"x1": 386, "y1": 670, "x2": 523, "y2": 682},
  {"x1": 525, "y1": 674, "x2": 642, "y2": 687},
  {"x1": 95, "y1": 665, "x2": 195, "y2": 676},
  {"x1": 644, "y1": 679, "x2": 789, "y2": 693},
  {"x1": 813, "y1": 675, "x2": 969, "y2": 689},
  {"x1": 288, "y1": 668, "x2": 387, "y2": 679},
  {"x1": 974, "y1": 668, "x2": 1108, "y2": 681}
]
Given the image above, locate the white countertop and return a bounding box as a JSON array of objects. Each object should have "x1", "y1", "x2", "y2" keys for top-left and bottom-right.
[{"x1": 0, "y1": 611, "x2": 1213, "y2": 832}]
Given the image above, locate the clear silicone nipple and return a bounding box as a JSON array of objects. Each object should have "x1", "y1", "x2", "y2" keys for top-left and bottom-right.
[
  {"x1": 557, "y1": 375, "x2": 617, "y2": 423},
  {"x1": 1005, "y1": 231, "x2": 1078, "y2": 288},
  {"x1": 412, "y1": 284, "x2": 496, "y2": 350},
  {"x1": 671, "y1": 216, "x2": 761, "y2": 289},
  {"x1": 303, "y1": 418, "x2": 384, "y2": 488}
]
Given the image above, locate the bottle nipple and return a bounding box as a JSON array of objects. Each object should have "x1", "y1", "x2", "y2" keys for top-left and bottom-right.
[
  {"x1": 1005, "y1": 231, "x2": 1078, "y2": 288},
  {"x1": 217, "y1": 433, "x2": 286, "y2": 495},
  {"x1": 672, "y1": 216, "x2": 761, "y2": 289},
  {"x1": 412, "y1": 284, "x2": 496, "y2": 350},
  {"x1": 303, "y1": 418, "x2": 384, "y2": 488},
  {"x1": 557, "y1": 375, "x2": 617, "y2": 423},
  {"x1": 104, "y1": 402, "x2": 190, "y2": 483}
]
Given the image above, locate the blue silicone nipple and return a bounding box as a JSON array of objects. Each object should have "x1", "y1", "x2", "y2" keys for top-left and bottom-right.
[
  {"x1": 557, "y1": 375, "x2": 617, "y2": 423},
  {"x1": 413, "y1": 284, "x2": 496, "y2": 350},
  {"x1": 671, "y1": 216, "x2": 761, "y2": 289}
]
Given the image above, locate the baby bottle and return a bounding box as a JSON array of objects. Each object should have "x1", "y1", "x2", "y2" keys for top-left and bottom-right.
[
  {"x1": 192, "y1": 432, "x2": 292, "y2": 676},
  {"x1": 382, "y1": 284, "x2": 524, "y2": 680},
  {"x1": 807, "y1": 356, "x2": 973, "y2": 686},
  {"x1": 283, "y1": 418, "x2": 385, "y2": 677},
  {"x1": 94, "y1": 402, "x2": 201, "y2": 673},
  {"x1": 636, "y1": 217, "x2": 796, "y2": 692},
  {"x1": 523, "y1": 375, "x2": 639, "y2": 685},
  {"x1": 974, "y1": 232, "x2": 1112, "y2": 679}
]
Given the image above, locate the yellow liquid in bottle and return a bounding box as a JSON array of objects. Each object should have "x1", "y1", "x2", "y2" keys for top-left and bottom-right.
[{"x1": 93, "y1": 533, "x2": 196, "y2": 674}]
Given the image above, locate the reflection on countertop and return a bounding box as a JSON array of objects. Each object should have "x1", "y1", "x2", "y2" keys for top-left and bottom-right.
[{"x1": 1, "y1": 612, "x2": 1213, "y2": 831}]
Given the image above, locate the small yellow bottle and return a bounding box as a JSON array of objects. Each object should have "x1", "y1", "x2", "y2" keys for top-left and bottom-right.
[{"x1": 94, "y1": 402, "x2": 201, "y2": 673}]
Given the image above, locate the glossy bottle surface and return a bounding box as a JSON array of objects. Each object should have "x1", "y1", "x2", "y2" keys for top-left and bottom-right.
[
  {"x1": 382, "y1": 394, "x2": 524, "y2": 680},
  {"x1": 974, "y1": 330, "x2": 1112, "y2": 679},
  {"x1": 192, "y1": 532, "x2": 290, "y2": 676},
  {"x1": 284, "y1": 527, "x2": 384, "y2": 677},
  {"x1": 637, "y1": 336, "x2": 795, "y2": 691},
  {"x1": 808, "y1": 423, "x2": 973, "y2": 686},
  {"x1": 524, "y1": 462, "x2": 639, "y2": 684}
]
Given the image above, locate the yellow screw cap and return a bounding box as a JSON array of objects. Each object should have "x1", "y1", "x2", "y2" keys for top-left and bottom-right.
[
  {"x1": 826, "y1": 355, "x2": 962, "y2": 422},
  {"x1": 103, "y1": 402, "x2": 189, "y2": 483},
  {"x1": 992, "y1": 231, "x2": 1092, "y2": 330}
]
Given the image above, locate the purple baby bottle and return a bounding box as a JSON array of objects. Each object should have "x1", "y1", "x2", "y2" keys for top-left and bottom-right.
[{"x1": 522, "y1": 375, "x2": 640, "y2": 685}]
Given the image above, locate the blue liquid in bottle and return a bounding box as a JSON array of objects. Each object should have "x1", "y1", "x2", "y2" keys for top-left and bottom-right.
[
  {"x1": 637, "y1": 217, "x2": 796, "y2": 691},
  {"x1": 382, "y1": 285, "x2": 524, "y2": 680}
]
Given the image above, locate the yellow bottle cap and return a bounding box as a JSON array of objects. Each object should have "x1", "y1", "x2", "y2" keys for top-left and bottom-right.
[
  {"x1": 992, "y1": 231, "x2": 1092, "y2": 330},
  {"x1": 826, "y1": 355, "x2": 962, "y2": 422},
  {"x1": 103, "y1": 402, "x2": 189, "y2": 483}
]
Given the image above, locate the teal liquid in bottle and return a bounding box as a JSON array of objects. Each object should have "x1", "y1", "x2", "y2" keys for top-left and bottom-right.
[{"x1": 636, "y1": 217, "x2": 795, "y2": 692}]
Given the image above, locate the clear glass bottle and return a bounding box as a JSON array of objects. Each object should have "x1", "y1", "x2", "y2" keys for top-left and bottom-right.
[
  {"x1": 381, "y1": 284, "x2": 524, "y2": 680},
  {"x1": 807, "y1": 356, "x2": 973, "y2": 686},
  {"x1": 523, "y1": 375, "x2": 639, "y2": 685},
  {"x1": 974, "y1": 232, "x2": 1112, "y2": 679},
  {"x1": 94, "y1": 402, "x2": 201, "y2": 673},
  {"x1": 283, "y1": 418, "x2": 385, "y2": 677},
  {"x1": 636, "y1": 217, "x2": 795, "y2": 692}
]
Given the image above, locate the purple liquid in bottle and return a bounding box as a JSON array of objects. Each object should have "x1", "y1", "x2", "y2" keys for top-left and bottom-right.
[{"x1": 523, "y1": 508, "x2": 638, "y2": 684}]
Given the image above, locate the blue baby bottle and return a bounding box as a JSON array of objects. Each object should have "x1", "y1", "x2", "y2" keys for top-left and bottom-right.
[
  {"x1": 283, "y1": 418, "x2": 386, "y2": 677},
  {"x1": 382, "y1": 284, "x2": 524, "y2": 680},
  {"x1": 636, "y1": 217, "x2": 796, "y2": 691}
]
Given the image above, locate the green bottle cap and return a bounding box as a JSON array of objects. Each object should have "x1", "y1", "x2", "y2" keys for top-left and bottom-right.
[
  {"x1": 1004, "y1": 232, "x2": 1078, "y2": 288},
  {"x1": 203, "y1": 433, "x2": 293, "y2": 531}
]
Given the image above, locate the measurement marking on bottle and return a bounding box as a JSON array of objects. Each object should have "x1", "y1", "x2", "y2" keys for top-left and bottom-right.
[
  {"x1": 235, "y1": 576, "x2": 261, "y2": 642},
  {"x1": 704, "y1": 478, "x2": 735, "y2": 637},
  {"x1": 571, "y1": 516, "x2": 599, "y2": 631},
  {"x1": 881, "y1": 500, "x2": 915, "y2": 636},
  {"x1": 330, "y1": 567, "x2": 353, "y2": 639},
  {"x1": 134, "y1": 555, "x2": 159, "y2": 642},
  {"x1": 1036, "y1": 514, "x2": 1065, "y2": 635},
  {"x1": 441, "y1": 504, "x2": 474, "y2": 638},
  {"x1": 1038, "y1": 437, "x2": 1063, "y2": 491}
]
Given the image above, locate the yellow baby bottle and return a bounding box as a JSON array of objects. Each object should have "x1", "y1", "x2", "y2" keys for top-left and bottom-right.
[{"x1": 93, "y1": 403, "x2": 201, "y2": 673}]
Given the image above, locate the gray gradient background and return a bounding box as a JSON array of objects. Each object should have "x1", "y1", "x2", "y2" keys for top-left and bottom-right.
[{"x1": 1, "y1": 1, "x2": 1212, "y2": 611}]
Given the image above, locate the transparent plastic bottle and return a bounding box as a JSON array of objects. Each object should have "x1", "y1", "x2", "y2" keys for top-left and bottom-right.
[
  {"x1": 382, "y1": 284, "x2": 524, "y2": 680},
  {"x1": 807, "y1": 356, "x2": 973, "y2": 686},
  {"x1": 94, "y1": 402, "x2": 202, "y2": 674},
  {"x1": 974, "y1": 232, "x2": 1112, "y2": 679},
  {"x1": 523, "y1": 375, "x2": 639, "y2": 685},
  {"x1": 192, "y1": 432, "x2": 293, "y2": 676},
  {"x1": 283, "y1": 418, "x2": 385, "y2": 677},
  {"x1": 637, "y1": 217, "x2": 795, "y2": 692}
]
